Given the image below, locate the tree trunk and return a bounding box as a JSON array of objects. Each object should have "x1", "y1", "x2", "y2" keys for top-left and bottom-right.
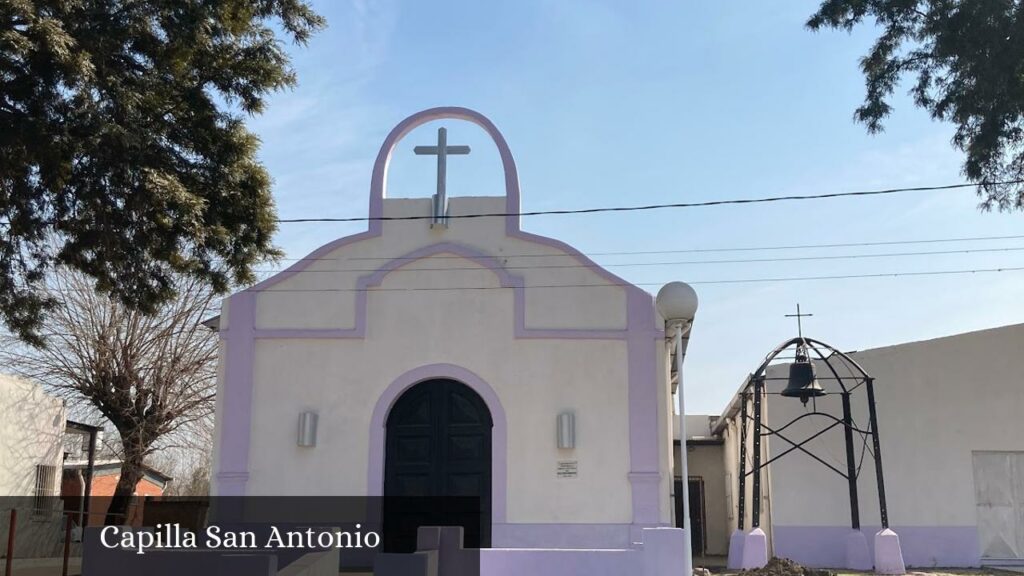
[{"x1": 105, "y1": 437, "x2": 147, "y2": 526}]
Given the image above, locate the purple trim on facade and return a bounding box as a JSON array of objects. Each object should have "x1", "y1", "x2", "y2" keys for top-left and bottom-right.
[
  {"x1": 492, "y1": 523, "x2": 634, "y2": 550},
  {"x1": 215, "y1": 108, "x2": 668, "y2": 523},
  {"x1": 625, "y1": 291, "x2": 663, "y2": 524},
  {"x1": 215, "y1": 292, "x2": 256, "y2": 495},
  {"x1": 367, "y1": 363, "x2": 508, "y2": 524},
  {"x1": 367, "y1": 107, "x2": 520, "y2": 232},
  {"x1": 247, "y1": 241, "x2": 630, "y2": 341},
  {"x1": 250, "y1": 328, "x2": 361, "y2": 339},
  {"x1": 480, "y1": 527, "x2": 687, "y2": 576},
  {"x1": 357, "y1": 241, "x2": 627, "y2": 341},
  {"x1": 772, "y1": 525, "x2": 980, "y2": 568},
  {"x1": 248, "y1": 230, "x2": 379, "y2": 292}
]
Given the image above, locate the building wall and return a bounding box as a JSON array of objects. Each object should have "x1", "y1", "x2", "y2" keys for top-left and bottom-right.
[
  {"x1": 0, "y1": 374, "x2": 65, "y2": 497},
  {"x1": 61, "y1": 472, "x2": 166, "y2": 526},
  {"x1": 674, "y1": 441, "x2": 729, "y2": 556},
  {"x1": 721, "y1": 324, "x2": 1024, "y2": 568},
  {"x1": 720, "y1": 402, "x2": 772, "y2": 552},
  {"x1": 213, "y1": 194, "x2": 673, "y2": 550}
]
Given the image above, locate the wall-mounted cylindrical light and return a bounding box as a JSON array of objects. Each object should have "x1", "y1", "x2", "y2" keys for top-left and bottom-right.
[
  {"x1": 298, "y1": 411, "x2": 318, "y2": 447},
  {"x1": 557, "y1": 411, "x2": 576, "y2": 449}
]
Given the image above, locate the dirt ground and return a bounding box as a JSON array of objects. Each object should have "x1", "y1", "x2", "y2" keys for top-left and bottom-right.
[{"x1": 714, "y1": 557, "x2": 1016, "y2": 576}]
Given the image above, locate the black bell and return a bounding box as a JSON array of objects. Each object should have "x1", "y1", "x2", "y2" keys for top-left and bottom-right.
[{"x1": 782, "y1": 358, "x2": 826, "y2": 404}]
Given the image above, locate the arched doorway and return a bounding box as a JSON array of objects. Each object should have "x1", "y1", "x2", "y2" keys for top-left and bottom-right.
[{"x1": 383, "y1": 378, "x2": 492, "y2": 552}]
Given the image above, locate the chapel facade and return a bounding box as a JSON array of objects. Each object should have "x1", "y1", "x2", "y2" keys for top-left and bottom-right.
[{"x1": 210, "y1": 108, "x2": 684, "y2": 554}]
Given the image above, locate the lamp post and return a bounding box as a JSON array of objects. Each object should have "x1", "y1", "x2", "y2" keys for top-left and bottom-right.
[{"x1": 656, "y1": 281, "x2": 698, "y2": 575}]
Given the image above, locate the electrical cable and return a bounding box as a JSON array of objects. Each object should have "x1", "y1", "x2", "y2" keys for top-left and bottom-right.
[
  {"x1": 248, "y1": 245, "x2": 1024, "y2": 274},
  {"x1": 274, "y1": 180, "x2": 1023, "y2": 223},
  {"x1": 257, "y1": 233, "x2": 1024, "y2": 263}
]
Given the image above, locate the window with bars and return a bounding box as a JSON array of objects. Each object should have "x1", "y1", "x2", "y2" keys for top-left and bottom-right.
[{"x1": 34, "y1": 464, "x2": 58, "y2": 513}]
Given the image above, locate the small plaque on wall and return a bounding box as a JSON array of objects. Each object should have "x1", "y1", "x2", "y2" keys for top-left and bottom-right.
[{"x1": 557, "y1": 460, "x2": 578, "y2": 479}]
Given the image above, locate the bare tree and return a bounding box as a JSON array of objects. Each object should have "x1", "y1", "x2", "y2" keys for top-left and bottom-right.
[
  {"x1": 0, "y1": 266, "x2": 218, "y2": 523},
  {"x1": 162, "y1": 452, "x2": 212, "y2": 497}
]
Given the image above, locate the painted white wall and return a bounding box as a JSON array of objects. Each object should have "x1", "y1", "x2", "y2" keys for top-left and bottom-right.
[
  {"x1": 219, "y1": 196, "x2": 672, "y2": 528},
  {"x1": 0, "y1": 373, "x2": 65, "y2": 496}
]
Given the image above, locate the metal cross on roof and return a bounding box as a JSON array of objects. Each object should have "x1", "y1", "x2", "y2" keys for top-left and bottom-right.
[
  {"x1": 785, "y1": 303, "x2": 813, "y2": 339},
  {"x1": 414, "y1": 127, "x2": 470, "y2": 228}
]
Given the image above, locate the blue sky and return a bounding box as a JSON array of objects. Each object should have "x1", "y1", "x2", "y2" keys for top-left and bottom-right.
[{"x1": 249, "y1": 1, "x2": 1024, "y2": 415}]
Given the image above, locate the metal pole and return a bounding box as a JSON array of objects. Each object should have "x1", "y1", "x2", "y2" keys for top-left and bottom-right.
[
  {"x1": 841, "y1": 393, "x2": 861, "y2": 529},
  {"x1": 83, "y1": 429, "x2": 96, "y2": 522},
  {"x1": 62, "y1": 513, "x2": 72, "y2": 576},
  {"x1": 752, "y1": 377, "x2": 763, "y2": 528},
  {"x1": 737, "y1": 391, "x2": 748, "y2": 531},
  {"x1": 674, "y1": 322, "x2": 694, "y2": 573},
  {"x1": 6, "y1": 508, "x2": 15, "y2": 576},
  {"x1": 865, "y1": 378, "x2": 890, "y2": 528},
  {"x1": 433, "y1": 127, "x2": 448, "y2": 226}
]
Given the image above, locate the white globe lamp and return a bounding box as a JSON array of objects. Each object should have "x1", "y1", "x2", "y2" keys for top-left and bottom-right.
[
  {"x1": 656, "y1": 281, "x2": 699, "y2": 323},
  {"x1": 657, "y1": 281, "x2": 697, "y2": 576}
]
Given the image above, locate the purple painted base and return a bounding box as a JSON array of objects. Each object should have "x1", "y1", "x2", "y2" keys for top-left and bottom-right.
[
  {"x1": 491, "y1": 523, "x2": 636, "y2": 550},
  {"x1": 771, "y1": 525, "x2": 979, "y2": 568},
  {"x1": 846, "y1": 530, "x2": 872, "y2": 571},
  {"x1": 480, "y1": 527, "x2": 688, "y2": 576},
  {"x1": 643, "y1": 528, "x2": 689, "y2": 576},
  {"x1": 482, "y1": 549, "x2": 636, "y2": 576}
]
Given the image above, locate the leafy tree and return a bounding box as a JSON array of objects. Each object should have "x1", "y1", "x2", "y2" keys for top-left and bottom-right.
[
  {"x1": 0, "y1": 266, "x2": 218, "y2": 522},
  {"x1": 0, "y1": 0, "x2": 324, "y2": 345},
  {"x1": 808, "y1": 0, "x2": 1024, "y2": 211}
]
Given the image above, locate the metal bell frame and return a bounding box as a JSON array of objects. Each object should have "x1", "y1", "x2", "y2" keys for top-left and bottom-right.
[{"x1": 736, "y1": 336, "x2": 891, "y2": 534}]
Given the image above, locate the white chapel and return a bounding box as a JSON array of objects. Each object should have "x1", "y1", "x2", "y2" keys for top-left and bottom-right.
[{"x1": 211, "y1": 107, "x2": 693, "y2": 575}]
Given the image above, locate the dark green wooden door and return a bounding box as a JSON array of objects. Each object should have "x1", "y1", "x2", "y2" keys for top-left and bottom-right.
[{"x1": 383, "y1": 379, "x2": 492, "y2": 552}]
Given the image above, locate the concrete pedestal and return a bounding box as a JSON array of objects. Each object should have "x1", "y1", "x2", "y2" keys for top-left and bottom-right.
[
  {"x1": 735, "y1": 528, "x2": 768, "y2": 570},
  {"x1": 845, "y1": 530, "x2": 872, "y2": 571},
  {"x1": 874, "y1": 528, "x2": 906, "y2": 575},
  {"x1": 726, "y1": 530, "x2": 746, "y2": 570}
]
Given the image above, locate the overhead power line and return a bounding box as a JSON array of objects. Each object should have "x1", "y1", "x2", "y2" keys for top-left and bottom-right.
[
  {"x1": 261, "y1": 233, "x2": 1024, "y2": 262},
  {"x1": 250, "y1": 245, "x2": 1024, "y2": 274},
  {"x1": 274, "y1": 180, "x2": 1023, "y2": 223},
  {"x1": 0, "y1": 180, "x2": 1018, "y2": 230},
  {"x1": 224, "y1": 265, "x2": 1024, "y2": 291}
]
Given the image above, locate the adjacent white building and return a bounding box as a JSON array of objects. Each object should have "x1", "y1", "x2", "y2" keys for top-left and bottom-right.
[{"x1": 0, "y1": 373, "x2": 65, "y2": 497}]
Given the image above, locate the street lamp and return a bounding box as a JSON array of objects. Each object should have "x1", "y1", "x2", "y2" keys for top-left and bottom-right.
[{"x1": 656, "y1": 281, "x2": 698, "y2": 575}]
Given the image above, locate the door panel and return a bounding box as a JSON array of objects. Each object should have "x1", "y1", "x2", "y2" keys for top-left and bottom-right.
[
  {"x1": 384, "y1": 379, "x2": 492, "y2": 552},
  {"x1": 974, "y1": 451, "x2": 1024, "y2": 560},
  {"x1": 675, "y1": 476, "x2": 707, "y2": 557},
  {"x1": 689, "y1": 477, "x2": 706, "y2": 557}
]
